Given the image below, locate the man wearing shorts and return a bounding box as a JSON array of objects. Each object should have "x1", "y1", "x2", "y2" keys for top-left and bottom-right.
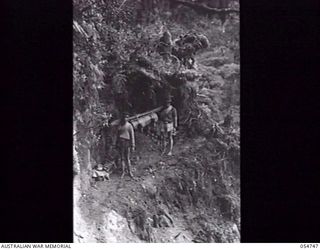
[
  {"x1": 116, "y1": 112, "x2": 135, "y2": 178},
  {"x1": 159, "y1": 97, "x2": 178, "y2": 156}
]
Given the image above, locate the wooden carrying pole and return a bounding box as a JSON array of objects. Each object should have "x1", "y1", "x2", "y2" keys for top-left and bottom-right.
[{"x1": 110, "y1": 106, "x2": 163, "y2": 127}]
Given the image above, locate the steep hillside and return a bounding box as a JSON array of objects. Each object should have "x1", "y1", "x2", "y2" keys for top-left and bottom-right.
[
  {"x1": 75, "y1": 132, "x2": 240, "y2": 242},
  {"x1": 73, "y1": 0, "x2": 239, "y2": 243}
]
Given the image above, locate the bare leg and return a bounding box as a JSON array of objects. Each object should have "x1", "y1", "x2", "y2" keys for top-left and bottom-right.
[
  {"x1": 118, "y1": 146, "x2": 125, "y2": 178},
  {"x1": 126, "y1": 148, "x2": 133, "y2": 178},
  {"x1": 160, "y1": 132, "x2": 164, "y2": 153},
  {"x1": 167, "y1": 132, "x2": 173, "y2": 156},
  {"x1": 190, "y1": 57, "x2": 195, "y2": 68},
  {"x1": 121, "y1": 159, "x2": 125, "y2": 178},
  {"x1": 161, "y1": 134, "x2": 167, "y2": 155}
]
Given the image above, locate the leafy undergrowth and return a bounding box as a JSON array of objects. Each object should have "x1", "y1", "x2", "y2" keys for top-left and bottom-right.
[
  {"x1": 74, "y1": 127, "x2": 240, "y2": 242},
  {"x1": 73, "y1": 41, "x2": 240, "y2": 243},
  {"x1": 73, "y1": 0, "x2": 240, "y2": 243},
  {"x1": 73, "y1": 46, "x2": 240, "y2": 242}
]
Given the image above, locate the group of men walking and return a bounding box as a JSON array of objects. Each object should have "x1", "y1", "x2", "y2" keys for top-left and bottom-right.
[{"x1": 115, "y1": 97, "x2": 178, "y2": 178}]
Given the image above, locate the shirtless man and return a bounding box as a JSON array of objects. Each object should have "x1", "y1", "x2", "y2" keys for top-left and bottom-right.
[
  {"x1": 116, "y1": 112, "x2": 135, "y2": 178},
  {"x1": 158, "y1": 29, "x2": 173, "y2": 61},
  {"x1": 159, "y1": 97, "x2": 178, "y2": 156}
]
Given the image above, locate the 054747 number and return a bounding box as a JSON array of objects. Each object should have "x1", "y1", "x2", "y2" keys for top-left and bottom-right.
[{"x1": 300, "y1": 244, "x2": 319, "y2": 248}]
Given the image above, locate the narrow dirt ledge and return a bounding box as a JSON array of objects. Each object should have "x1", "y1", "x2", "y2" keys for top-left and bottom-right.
[
  {"x1": 73, "y1": 1, "x2": 240, "y2": 241},
  {"x1": 75, "y1": 133, "x2": 240, "y2": 243}
]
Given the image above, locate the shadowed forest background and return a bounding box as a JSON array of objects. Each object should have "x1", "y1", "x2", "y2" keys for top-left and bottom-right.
[{"x1": 73, "y1": 0, "x2": 240, "y2": 243}]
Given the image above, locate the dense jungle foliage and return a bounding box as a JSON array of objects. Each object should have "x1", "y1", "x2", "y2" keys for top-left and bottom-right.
[{"x1": 74, "y1": 0, "x2": 240, "y2": 243}]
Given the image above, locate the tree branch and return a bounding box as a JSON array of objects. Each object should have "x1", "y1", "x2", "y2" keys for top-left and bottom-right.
[{"x1": 173, "y1": 0, "x2": 239, "y2": 15}]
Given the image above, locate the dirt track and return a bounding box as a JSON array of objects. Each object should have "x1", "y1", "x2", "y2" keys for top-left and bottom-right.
[
  {"x1": 74, "y1": 132, "x2": 239, "y2": 242},
  {"x1": 74, "y1": 47, "x2": 240, "y2": 242}
]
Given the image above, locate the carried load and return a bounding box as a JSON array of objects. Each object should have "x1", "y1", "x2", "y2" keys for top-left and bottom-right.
[
  {"x1": 110, "y1": 106, "x2": 163, "y2": 129},
  {"x1": 156, "y1": 30, "x2": 210, "y2": 69}
]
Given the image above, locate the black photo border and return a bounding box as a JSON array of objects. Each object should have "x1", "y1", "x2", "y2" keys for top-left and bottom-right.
[{"x1": 2, "y1": 0, "x2": 320, "y2": 243}]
